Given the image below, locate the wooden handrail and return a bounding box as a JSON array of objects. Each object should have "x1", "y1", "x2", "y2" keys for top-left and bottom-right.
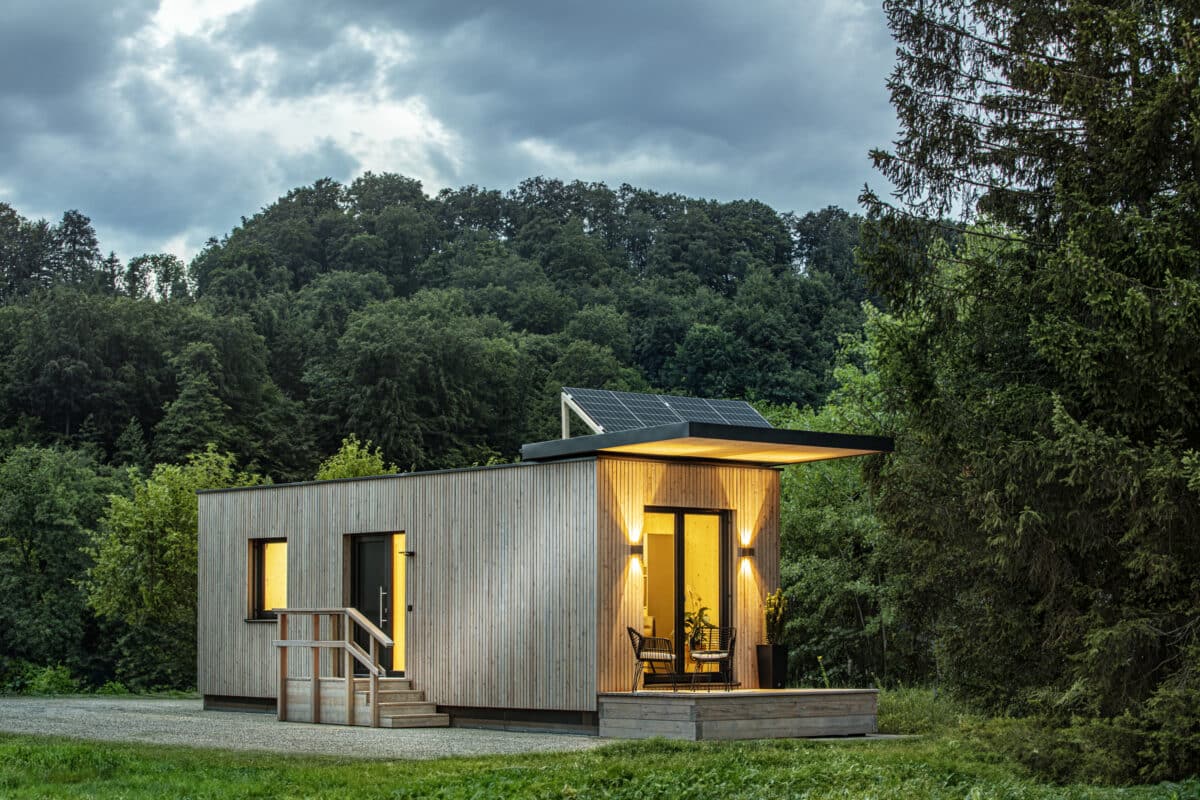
[
  {"x1": 275, "y1": 607, "x2": 393, "y2": 647},
  {"x1": 345, "y1": 607, "x2": 394, "y2": 648},
  {"x1": 273, "y1": 607, "x2": 392, "y2": 727},
  {"x1": 344, "y1": 639, "x2": 385, "y2": 676}
]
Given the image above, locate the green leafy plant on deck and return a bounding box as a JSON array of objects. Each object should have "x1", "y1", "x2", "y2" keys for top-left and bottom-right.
[
  {"x1": 764, "y1": 588, "x2": 787, "y2": 645},
  {"x1": 683, "y1": 588, "x2": 713, "y2": 649}
]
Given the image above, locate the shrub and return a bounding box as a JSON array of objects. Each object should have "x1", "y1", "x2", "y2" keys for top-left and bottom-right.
[
  {"x1": 95, "y1": 680, "x2": 130, "y2": 695},
  {"x1": 0, "y1": 658, "x2": 35, "y2": 693},
  {"x1": 24, "y1": 664, "x2": 80, "y2": 695}
]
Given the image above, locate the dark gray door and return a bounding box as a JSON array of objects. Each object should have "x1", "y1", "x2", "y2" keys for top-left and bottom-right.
[{"x1": 350, "y1": 534, "x2": 393, "y2": 674}]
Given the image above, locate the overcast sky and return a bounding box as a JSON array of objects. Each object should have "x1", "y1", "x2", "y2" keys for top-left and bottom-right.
[{"x1": 1, "y1": 0, "x2": 898, "y2": 261}]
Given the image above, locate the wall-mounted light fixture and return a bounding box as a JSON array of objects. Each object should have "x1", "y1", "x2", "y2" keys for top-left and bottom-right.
[
  {"x1": 630, "y1": 543, "x2": 645, "y2": 557},
  {"x1": 737, "y1": 545, "x2": 755, "y2": 559}
]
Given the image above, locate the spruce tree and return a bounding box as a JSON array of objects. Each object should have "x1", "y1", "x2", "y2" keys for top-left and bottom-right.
[{"x1": 861, "y1": 0, "x2": 1200, "y2": 781}]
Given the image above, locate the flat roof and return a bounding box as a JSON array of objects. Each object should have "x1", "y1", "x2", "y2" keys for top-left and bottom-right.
[
  {"x1": 195, "y1": 456, "x2": 597, "y2": 495},
  {"x1": 520, "y1": 422, "x2": 893, "y2": 466}
]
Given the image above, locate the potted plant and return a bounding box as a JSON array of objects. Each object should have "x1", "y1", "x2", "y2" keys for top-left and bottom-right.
[
  {"x1": 756, "y1": 588, "x2": 788, "y2": 689},
  {"x1": 683, "y1": 601, "x2": 713, "y2": 650},
  {"x1": 682, "y1": 587, "x2": 712, "y2": 648}
]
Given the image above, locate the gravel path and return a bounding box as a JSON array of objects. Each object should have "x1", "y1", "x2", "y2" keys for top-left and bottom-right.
[{"x1": 0, "y1": 696, "x2": 607, "y2": 759}]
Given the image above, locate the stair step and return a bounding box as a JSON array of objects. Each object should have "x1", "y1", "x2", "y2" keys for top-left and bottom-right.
[
  {"x1": 283, "y1": 674, "x2": 444, "y2": 728},
  {"x1": 377, "y1": 701, "x2": 438, "y2": 715},
  {"x1": 380, "y1": 713, "x2": 450, "y2": 728},
  {"x1": 353, "y1": 677, "x2": 412, "y2": 690},
  {"x1": 356, "y1": 690, "x2": 426, "y2": 705}
]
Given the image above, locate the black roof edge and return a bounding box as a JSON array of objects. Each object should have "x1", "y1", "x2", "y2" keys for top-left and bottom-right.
[{"x1": 520, "y1": 421, "x2": 894, "y2": 463}]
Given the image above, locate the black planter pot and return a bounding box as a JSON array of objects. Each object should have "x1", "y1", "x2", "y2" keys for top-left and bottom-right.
[{"x1": 756, "y1": 644, "x2": 788, "y2": 689}]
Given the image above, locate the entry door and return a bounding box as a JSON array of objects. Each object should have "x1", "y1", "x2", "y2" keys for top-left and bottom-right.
[
  {"x1": 349, "y1": 533, "x2": 406, "y2": 675},
  {"x1": 642, "y1": 510, "x2": 729, "y2": 675}
]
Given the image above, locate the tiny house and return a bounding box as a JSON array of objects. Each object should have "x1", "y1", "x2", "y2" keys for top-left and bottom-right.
[{"x1": 197, "y1": 389, "x2": 891, "y2": 739}]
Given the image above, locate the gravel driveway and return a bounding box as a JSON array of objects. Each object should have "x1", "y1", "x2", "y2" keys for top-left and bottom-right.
[{"x1": 0, "y1": 696, "x2": 607, "y2": 759}]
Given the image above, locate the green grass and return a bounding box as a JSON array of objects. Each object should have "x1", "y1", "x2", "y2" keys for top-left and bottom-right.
[
  {"x1": 878, "y1": 685, "x2": 981, "y2": 735},
  {"x1": 1, "y1": 731, "x2": 1196, "y2": 799}
]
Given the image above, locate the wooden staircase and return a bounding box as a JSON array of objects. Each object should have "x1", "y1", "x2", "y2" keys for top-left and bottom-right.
[
  {"x1": 355, "y1": 677, "x2": 448, "y2": 728},
  {"x1": 273, "y1": 608, "x2": 448, "y2": 729}
]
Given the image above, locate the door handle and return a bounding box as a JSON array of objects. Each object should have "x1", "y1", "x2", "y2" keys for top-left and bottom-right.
[{"x1": 378, "y1": 586, "x2": 388, "y2": 627}]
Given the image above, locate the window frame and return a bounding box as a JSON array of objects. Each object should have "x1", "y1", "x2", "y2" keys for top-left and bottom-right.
[{"x1": 249, "y1": 537, "x2": 288, "y2": 621}]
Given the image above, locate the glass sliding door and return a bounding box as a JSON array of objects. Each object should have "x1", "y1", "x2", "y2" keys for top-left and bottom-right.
[{"x1": 641, "y1": 509, "x2": 729, "y2": 677}]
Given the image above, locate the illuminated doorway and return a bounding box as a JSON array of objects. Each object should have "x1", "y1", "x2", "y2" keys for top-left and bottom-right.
[
  {"x1": 642, "y1": 509, "x2": 730, "y2": 678},
  {"x1": 348, "y1": 532, "x2": 407, "y2": 676}
]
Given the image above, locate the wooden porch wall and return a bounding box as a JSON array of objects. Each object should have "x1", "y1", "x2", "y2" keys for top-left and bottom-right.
[
  {"x1": 197, "y1": 459, "x2": 598, "y2": 711},
  {"x1": 595, "y1": 456, "x2": 781, "y2": 693}
]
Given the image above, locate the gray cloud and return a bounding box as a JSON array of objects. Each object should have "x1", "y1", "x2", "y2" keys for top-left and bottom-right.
[
  {"x1": 0, "y1": 0, "x2": 156, "y2": 99},
  {"x1": 0, "y1": 0, "x2": 898, "y2": 260}
]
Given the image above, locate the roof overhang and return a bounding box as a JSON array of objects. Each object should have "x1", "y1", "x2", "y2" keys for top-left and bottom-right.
[{"x1": 520, "y1": 422, "x2": 892, "y2": 466}]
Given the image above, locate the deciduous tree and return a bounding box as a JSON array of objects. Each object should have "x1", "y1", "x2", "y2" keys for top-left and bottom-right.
[{"x1": 89, "y1": 447, "x2": 263, "y2": 688}]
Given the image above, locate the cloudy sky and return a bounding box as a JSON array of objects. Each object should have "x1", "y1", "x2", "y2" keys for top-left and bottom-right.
[{"x1": 2, "y1": 0, "x2": 897, "y2": 261}]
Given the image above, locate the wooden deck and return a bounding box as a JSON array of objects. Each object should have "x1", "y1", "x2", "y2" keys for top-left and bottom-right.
[{"x1": 597, "y1": 688, "x2": 877, "y2": 740}]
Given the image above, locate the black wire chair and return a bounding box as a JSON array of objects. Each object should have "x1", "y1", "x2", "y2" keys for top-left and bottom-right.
[
  {"x1": 627, "y1": 627, "x2": 677, "y2": 692},
  {"x1": 689, "y1": 626, "x2": 737, "y2": 691}
]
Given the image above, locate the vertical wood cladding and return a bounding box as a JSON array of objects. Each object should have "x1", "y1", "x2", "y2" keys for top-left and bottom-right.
[
  {"x1": 198, "y1": 459, "x2": 597, "y2": 711},
  {"x1": 595, "y1": 456, "x2": 780, "y2": 693},
  {"x1": 198, "y1": 454, "x2": 779, "y2": 713}
]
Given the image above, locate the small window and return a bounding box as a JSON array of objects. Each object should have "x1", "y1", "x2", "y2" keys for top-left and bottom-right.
[{"x1": 251, "y1": 539, "x2": 287, "y2": 619}]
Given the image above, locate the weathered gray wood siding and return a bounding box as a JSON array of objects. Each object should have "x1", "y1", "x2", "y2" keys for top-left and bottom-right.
[
  {"x1": 595, "y1": 456, "x2": 781, "y2": 692},
  {"x1": 198, "y1": 459, "x2": 598, "y2": 711}
]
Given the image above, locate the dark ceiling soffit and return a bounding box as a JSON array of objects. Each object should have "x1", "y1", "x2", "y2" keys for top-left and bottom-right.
[{"x1": 519, "y1": 422, "x2": 894, "y2": 462}]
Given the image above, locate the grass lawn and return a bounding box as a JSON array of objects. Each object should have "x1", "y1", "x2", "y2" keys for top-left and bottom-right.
[
  {"x1": 2, "y1": 732, "x2": 1197, "y2": 799},
  {"x1": 1, "y1": 689, "x2": 1196, "y2": 799}
]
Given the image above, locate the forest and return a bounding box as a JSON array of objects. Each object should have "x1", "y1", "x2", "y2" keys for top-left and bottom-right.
[
  {"x1": 0, "y1": 180, "x2": 872, "y2": 688},
  {"x1": 2, "y1": 0, "x2": 1199, "y2": 786}
]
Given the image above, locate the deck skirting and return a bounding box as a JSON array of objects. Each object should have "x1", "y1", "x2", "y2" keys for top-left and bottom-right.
[{"x1": 597, "y1": 688, "x2": 877, "y2": 740}]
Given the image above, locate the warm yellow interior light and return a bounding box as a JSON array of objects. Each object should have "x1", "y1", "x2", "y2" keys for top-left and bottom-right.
[
  {"x1": 262, "y1": 541, "x2": 287, "y2": 612},
  {"x1": 644, "y1": 512, "x2": 675, "y2": 640},
  {"x1": 684, "y1": 514, "x2": 721, "y2": 629},
  {"x1": 392, "y1": 533, "x2": 406, "y2": 673}
]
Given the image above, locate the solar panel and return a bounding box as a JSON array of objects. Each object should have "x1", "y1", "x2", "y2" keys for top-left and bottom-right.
[
  {"x1": 564, "y1": 388, "x2": 643, "y2": 432},
  {"x1": 563, "y1": 388, "x2": 771, "y2": 432},
  {"x1": 664, "y1": 396, "x2": 727, "y2": 424},
  {"x1": 619, "y1": 395, "x2": 683, "y2": 427},
  {"x1": 708, "y1": 399, "x2": 774, "y2": 428}
]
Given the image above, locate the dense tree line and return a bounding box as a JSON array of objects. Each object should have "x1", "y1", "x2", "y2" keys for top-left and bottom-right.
[
  {"x1": 0, "y1": 185, "x2": 870, "y2": 691},
  {"x1": 840, "y1": 0, "x2": 1200, "y2": 783},
  {"x1": 0, "y1": 188, "x2": 867, "y2": 478}
]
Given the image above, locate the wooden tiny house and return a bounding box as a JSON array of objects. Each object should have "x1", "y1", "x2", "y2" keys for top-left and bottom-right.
[{"x1": 197, "y1": 389, "x2": 891, "y2": 738}]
